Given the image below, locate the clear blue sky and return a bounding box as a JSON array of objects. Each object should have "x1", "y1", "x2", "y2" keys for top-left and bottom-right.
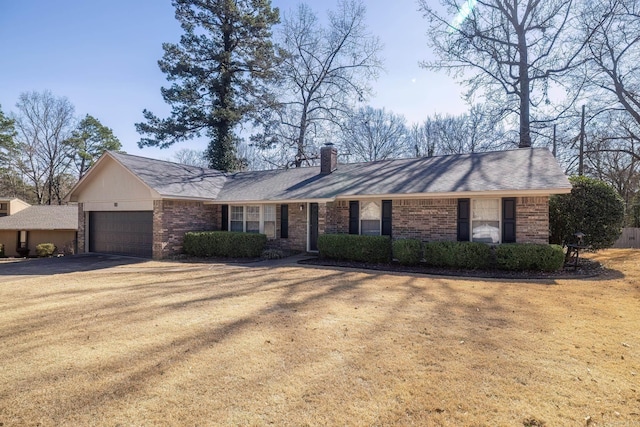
[{"x1": 0, "y1": 0, "x2": 467, "y2": 161}]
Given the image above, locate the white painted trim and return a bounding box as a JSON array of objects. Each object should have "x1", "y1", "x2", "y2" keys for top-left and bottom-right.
[
  {"x1": 205, "y1": 198, "x2": 334, "y2": 205},
  {"x1": 204, "y1": 188, "x2": 570, "y2": 206},
  {"x1": 469, "y1": 197, "x2": 502, "y2": 244},
  {"x1": 334, "y1": 188, "x2": 571, "y2": 200}
]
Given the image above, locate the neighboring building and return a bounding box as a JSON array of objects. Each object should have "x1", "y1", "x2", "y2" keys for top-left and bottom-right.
[
  {"x1": 0, "y1": 198, "x2": 30, "y2": 217},
  {"x1": 65, "y1": 146, "x2": 572, "y2": 259},
  {"x1": 0, "y1": 199, "x2": 78, "y2": 257}
]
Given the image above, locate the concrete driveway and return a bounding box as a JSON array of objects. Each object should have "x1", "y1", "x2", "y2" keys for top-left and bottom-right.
[{"x1": 0, "y1": 254, "x2": 148, "y2": 279}]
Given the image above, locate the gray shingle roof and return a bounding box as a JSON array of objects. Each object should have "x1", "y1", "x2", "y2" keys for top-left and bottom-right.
[
  {"x1": 215, "y1": 148, "x2": 571, "y2": 202},
  {"x1": 110, "y1": 152, "x2": 226, "y2": 200},
  {"x1": 102, "y1": 148, "x2": 570, "y2": 203},
  {"x1": 0, "y1": 205, "x2": 78, "y2": 230}
]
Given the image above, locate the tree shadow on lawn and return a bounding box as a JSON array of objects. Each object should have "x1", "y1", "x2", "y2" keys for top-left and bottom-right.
[
  {"x1": 297, "y1": 257, "x2": 625, "y2": 284},
  {"x1": 0, "y1": 253, "x2": 148, "y2": 277},
  {"x1": 0, "y1": 263, "x2": 542, "y2": 424}
]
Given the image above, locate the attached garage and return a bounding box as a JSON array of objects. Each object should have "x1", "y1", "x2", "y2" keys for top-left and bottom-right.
[{"x1": 89, "y1": 211, "x2": 153, "y2": 258}]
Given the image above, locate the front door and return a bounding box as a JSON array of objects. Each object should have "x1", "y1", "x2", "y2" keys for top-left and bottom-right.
[{"x1": 309, "y1": 203, "x2": 319, "y2": 251}]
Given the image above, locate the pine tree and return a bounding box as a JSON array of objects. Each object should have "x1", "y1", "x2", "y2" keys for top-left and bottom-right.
[
  {"x1": 0, "y1": 105, "x2": 16, "y2": 168},
  {"x1": 136, "y1": 0, "x2": 280, "y2": 172},
  {"x1": 67, "y1": 115, "x2": 122, "y2": 179}
]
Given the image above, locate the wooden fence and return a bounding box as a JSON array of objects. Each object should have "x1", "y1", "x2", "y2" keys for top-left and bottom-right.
[{"x1": 613, "y1": 228, "x2": 640, "y2": 249}]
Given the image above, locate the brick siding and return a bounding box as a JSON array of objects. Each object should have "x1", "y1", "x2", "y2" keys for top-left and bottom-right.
[
  {"x1": 153, "y1": 196, "x2": 549, "y2": 258},
  {"x1": 516, "y1": 196, "x2": 549, "y2": 244},
  {"x1": 268, "y1": 203, "x2": 308, "y2": 252},
  {"x1": 392, "y1": 199, "x2": 458, "y2": 241},
  {"x1": 153, "y1": 200, "x2": 216, "y2": 259},
  {"x1": 77, "y1": 203, "x2": 85, "y2": 254},
  {"x1": 326, "y1": 201, "x2": 349, "y2": 234},
  {"x1": 322, "y1": 197, "x2": 549, "y2": 244}
]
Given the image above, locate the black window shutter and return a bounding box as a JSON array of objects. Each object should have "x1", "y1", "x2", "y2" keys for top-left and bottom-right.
[
  {"x1": 221, "y1": 205, "x2": 229, "y2": 231},
  {"x1": 502, "y1": 198, "x2": 516, "y2": 243},
  {"x1": 349, "y1": 201, "x2": 359, "y2": 234},
  {"x1": 280, "y1": 204, "x2": 289, "y2": 239},
  {"x1": 457, "y1": 199, "x2": 470, "y2": 241},
  {"x1": 382, "y1": 200, "x2": 392, "y2": 236}
]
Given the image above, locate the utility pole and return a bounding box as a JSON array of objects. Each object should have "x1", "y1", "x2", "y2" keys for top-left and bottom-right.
[{"x1": 579, "y1": 105, "x2": 585, "y2": 176}]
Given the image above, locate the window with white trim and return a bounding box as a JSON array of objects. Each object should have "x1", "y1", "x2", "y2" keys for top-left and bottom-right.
[
  {"x1": 228, "y1": 205, "x2": 277, "y2": 237},
  {"x1": 360, "y1": 200, "x2": 381, "y2": 236},
  {"x1": 230, "y1": 206, "x2": 244, "y2": 232},
  {"x1": 471, "y1": 198, "x2": 500, "y2": 243},
  {"x1": 19, "y1": 230, "x2": 27, "y2": 248},
  {"x1": 246, "y1": 205, "x2": 260, "y2": 233},
  {"x1": 263, "y1": 205, "x2": 276, "y2": 238}
]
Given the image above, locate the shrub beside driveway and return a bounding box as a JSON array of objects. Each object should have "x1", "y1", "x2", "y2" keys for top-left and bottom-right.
[{"x1": 0, "y1": 250, "x2": 638, "y2": 426}]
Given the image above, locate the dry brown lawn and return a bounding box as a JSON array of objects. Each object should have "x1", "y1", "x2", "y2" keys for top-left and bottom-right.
[{"x1": 0, "y1": 250, "x2": 639, "y2": 426}]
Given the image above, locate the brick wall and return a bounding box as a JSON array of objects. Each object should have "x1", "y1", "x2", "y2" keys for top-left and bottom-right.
[
  {"x1": 326, "y1": 201, "x2": 349, "y2": 234},
  {"x1": 148, "y1": 196, "x2": 550, "y2": 258},
  {"x1": 153, "y1": 200, "x2": 216, "y2": 259},
  {"x1": 516, "y1": 196, "x2": 549, "y2": 244},
  {"x1": 267, "y1": 203, "x2": 308, "y2": 252},
  {"x1": 391, "y1": 199, "x2": 458, "y2": 241},
  {"x1": 77, "y1": 203, "x2": 85, "y2": 254},
  {"x1": 322, "y1": 197, "x2": 550, "y2": 244}
]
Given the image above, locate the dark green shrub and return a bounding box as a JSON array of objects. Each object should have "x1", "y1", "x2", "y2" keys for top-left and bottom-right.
[
  {"x1": 495, "y1": 243, "x2": 564, "y2": 271},
  {"x1": 36, "y1": 243, "x2": 57, "y2": 257},
  {"x1": 0, "y1": 242, "x2": 4, "y2": 257},
  {"x1": 183, "y1": 231, "x2": 267, "y2": 258},
  {"x1": 318, "y1": 234, "x2": 391, "y2": 263},
  {"x1": 423, "y1": 241, "x2": 491, "y2": 269},
  {"x1": 392, "y1": 239, "x2": 422, "y2": 266},
  {"x1": 550, "y1": 176, "x2": 624, "y2": 250}
]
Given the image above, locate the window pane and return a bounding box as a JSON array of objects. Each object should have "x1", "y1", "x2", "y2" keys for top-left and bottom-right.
[
  {"x1": 472, "y1": 199, "x2": 499, "y2": 220},
  {"x1": 263, "y1": 205, "x2": 275, "y2": 222},
  {"x1": 361, "y1": 219, "x2": 380, "y2": 236},
  {"x1": 361, "y1": 201, "x2": 381, "y2": 220},
  {"x1": 246, "y1": 221, "x2": 260, "y2": 233},
  {"x1": 471, "y1": 199, "x2": 500, "y2": 243},
  {"x1": 231, "y1": 206, "x2": 243, "y2": 221},
  {"x1": 472, "y1": 221, "x2": 500, "y2": 243},
  {"x1": 246, "y1": 206, "x2": 260, "y2": 221},
  {"x1": 264, "y1": 221, "x2": 276, "y2": 238},
  {"x1": 230, "y1": 221, "x2": 243, "y2": 232}
]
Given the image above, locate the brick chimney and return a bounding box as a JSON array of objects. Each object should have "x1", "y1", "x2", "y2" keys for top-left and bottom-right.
[{"x1": 320, "y1": 143, "x2": 338, "y2": 174}]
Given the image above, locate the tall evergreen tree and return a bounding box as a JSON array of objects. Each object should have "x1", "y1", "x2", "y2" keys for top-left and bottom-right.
[
  {"x1": 0, "y1": 105, "x2": 16, "y2": 169},
  {"x1": 66, "y1": 115, "x2": 122, "y2": 179},
  {"x1": 136, "y1": 0, "x2": 280, "y2": 172}
]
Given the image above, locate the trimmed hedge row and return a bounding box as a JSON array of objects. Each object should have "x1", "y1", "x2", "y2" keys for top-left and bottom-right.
[
  {"x1": 317, "y1": 234, "x2": 391, "y2": 263},
  {"x1": 319, "y1": 235, "x2": 565, "y2": 272},
  {"x1": 495, "y1": 243, "x2": 564, "y2": 272},
  {"x1": 423, "y1": 241, "x2": 492, "y2": 269},
  {"x1": 183, "y1": 231, "x2": 267, "y2": 258},
  {"x1": 392, "y1": 239, "x2": 422, "y2": 266}
]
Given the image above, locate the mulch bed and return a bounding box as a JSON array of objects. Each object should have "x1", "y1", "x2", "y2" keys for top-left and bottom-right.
[{"x1": 297, "y1": 256, "x2": 607, "y2": 280}]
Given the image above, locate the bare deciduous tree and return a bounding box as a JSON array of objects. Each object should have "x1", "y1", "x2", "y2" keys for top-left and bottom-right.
[
  {"x1": 410, "y1": 105, "x2": 505, "y2": 157},
  {"x1": 420, "y1": 0, "x2": 584, "y2": 148},
  {"x1": 172, "y1": 148, "x2": 209, "y2": 168},
  {"x1": 340, "y1": 106, "x2": 409, "y2": 162},
  {"x1": 577, "y1": 0, "x2": 640, "y2": 163},
  {"x1": 254, "y1": 0, "x2": 383, "y2": 168},
  {"x1": 13, "y1": 91, "x2": 76, "y2": 205}
]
